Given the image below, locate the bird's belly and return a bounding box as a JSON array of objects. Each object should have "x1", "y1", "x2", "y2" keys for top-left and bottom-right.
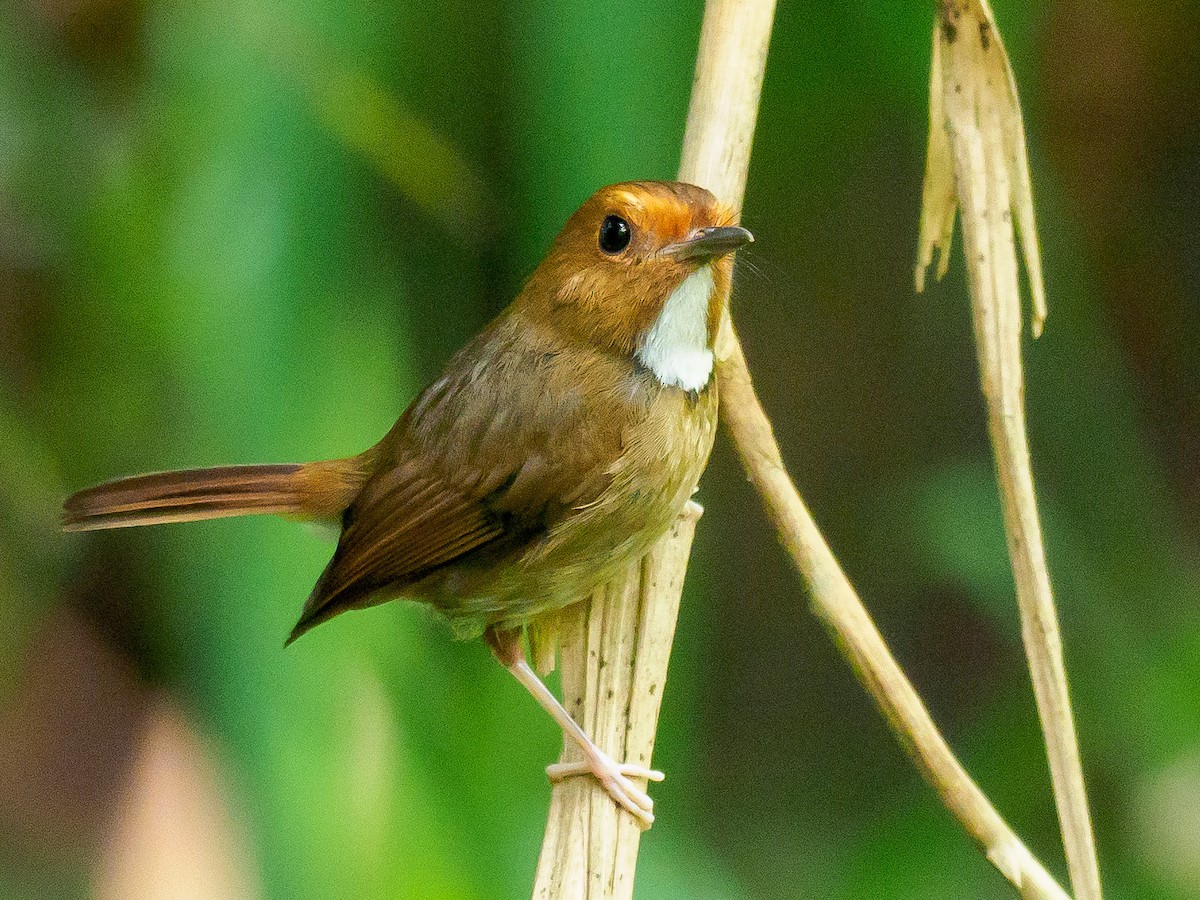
[{"x1": 416, "y1": 388, "x2": 717, "y2": 635}]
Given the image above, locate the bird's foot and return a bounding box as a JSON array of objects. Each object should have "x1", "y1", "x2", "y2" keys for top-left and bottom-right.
[{"x1": 546, "y1": 752, "x2": 664, "y2": 827}]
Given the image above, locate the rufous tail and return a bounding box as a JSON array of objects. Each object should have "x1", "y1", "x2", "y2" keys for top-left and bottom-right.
[{"x1": 62, "y1": 459, "x2": 367, "y2": 532}]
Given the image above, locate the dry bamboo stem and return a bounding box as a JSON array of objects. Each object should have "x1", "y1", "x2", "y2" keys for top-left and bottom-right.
[
  {"x1": 917, "y1": 4, "x2": 1101, "y2": 898},
  {"x1": 532, "y1": 2, "x2": 775, "y2": 896},
  {"x1": 535, "y1": 1, "x2": 1071, "y2": 897},
  {"x1": 532, "y1": 505, "x2": 701, "y2": 900},
  {"x1": 717, "y1": 336, "x2": 1069, "y2": 900},
  {"x1": 692, "y1": 1, "x2": 1072, "y2": 898}
]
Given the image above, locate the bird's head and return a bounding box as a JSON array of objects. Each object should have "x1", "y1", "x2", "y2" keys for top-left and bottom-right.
[{"x1": 521, "y1": 181, "x2": 752, "y2": 392}]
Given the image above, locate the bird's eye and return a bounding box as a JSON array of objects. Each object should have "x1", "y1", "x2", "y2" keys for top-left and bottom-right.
[{"x1": 598, "y1": 215, "x2": 632, "y2": 254}]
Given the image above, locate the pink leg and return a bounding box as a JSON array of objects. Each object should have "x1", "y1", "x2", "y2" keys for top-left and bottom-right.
[{"x1": 486, "y1": 627, "x2": 663, "y2": 826}]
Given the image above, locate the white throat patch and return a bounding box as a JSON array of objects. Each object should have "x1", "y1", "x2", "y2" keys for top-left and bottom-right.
[{"x1": 635, "y1": 265, "x2": 715, "y2": 391}]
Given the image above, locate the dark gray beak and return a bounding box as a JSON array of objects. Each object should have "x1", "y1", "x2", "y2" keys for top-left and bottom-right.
[{"x1": 663, "y1": 225, "x2": 754, "y2": 261}]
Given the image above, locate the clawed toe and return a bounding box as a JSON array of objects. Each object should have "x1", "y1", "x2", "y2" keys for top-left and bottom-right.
[
  {"x1": 545, "y1": 754, "x2": 662, "y2": 826},
  {"x1": 546, "y1": 760, "x2": 664, "y2": 783}
]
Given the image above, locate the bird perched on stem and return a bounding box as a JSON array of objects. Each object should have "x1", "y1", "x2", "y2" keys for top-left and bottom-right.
[{"x1": 63, "y1": 180, "x2": 751, "y2": 826}]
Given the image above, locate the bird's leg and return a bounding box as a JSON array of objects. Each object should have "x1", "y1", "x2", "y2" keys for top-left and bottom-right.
[{"x1": 485, "y1": 626, "x2": 664, "y2": 827}]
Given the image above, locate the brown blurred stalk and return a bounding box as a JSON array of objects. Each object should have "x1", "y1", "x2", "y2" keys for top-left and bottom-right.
[{"x1": 917, "y1": 3, "x2": 1102, "y2": 899}]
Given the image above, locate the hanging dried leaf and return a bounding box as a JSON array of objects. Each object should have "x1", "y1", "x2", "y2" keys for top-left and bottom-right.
[{"x1": 917, "y1": 0, "x2": 1046, "y2": 335}]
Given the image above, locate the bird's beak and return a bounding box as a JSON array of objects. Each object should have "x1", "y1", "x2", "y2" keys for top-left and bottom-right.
[{"x1": 662, "y1": 225, "x2": 754, "y2": 261}]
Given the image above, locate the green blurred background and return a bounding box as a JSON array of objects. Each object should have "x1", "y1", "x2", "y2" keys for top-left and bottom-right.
[{"x1": 1, "y1": 1, "x2": 1198, "y2": 897}]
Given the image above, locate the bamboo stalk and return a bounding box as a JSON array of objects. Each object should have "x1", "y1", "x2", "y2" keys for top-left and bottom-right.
[
  {"x1": 917, "y1": 4, "x2": 1102, "y2": 898},
  {"x1": 677, "y1": 0, "x2": 777, "y2": 210},
  {"x1": 532, "y1": 2, "x2": 776, "y2": 896},
  {"x1": 691, "y1": 1, "x2": 1073, "y2": 898},
  {"x1": 716, "y1": 334, "x2": 1070, "y2": 900},
  {"x1": 535, "y1": 1, "x2": 1074, "y2": 897},
  {"x1": 532, "y1": 505, "x2": 701, "y2": 900}
]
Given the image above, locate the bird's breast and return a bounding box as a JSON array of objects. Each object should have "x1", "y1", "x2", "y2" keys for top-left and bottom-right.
[
  {"x1": 400, "y1": 325, "x2": 719, "y2": 632},
  {"x1": 515, "y1": 379, "x2": 718, "y2": 598}
]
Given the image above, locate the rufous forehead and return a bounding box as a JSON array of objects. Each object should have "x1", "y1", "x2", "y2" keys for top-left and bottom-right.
[{"x1": 603, "y1": 189, "x2": 708, "y2": 239}]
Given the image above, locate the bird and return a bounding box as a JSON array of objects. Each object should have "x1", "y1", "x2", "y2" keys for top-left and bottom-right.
[{"x1": 62, "y1": 180, "x2": 752, "y2": 825}]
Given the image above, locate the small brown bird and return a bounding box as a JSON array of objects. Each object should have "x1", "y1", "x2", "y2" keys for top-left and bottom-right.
[{"x1": 63, "y1": 180, "x2": 751, "y2": 825}]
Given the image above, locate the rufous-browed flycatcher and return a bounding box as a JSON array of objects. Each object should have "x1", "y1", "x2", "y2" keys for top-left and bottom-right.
[{"x1": 64, "y1": 180, "x2": 752, "y2": 825}]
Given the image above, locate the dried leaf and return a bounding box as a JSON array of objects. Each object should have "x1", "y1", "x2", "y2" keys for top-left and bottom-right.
[{"x1": 916, "y1": 0, "x2": 1046, "y2": 336}]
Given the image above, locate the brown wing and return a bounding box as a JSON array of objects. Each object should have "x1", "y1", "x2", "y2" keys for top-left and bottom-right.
[
  {"x1": 285, "y1": 464, "x2": 505, "y2": 643},
  {"x1": 287, "y1": 312, "x2": 650, "y2": 643}
]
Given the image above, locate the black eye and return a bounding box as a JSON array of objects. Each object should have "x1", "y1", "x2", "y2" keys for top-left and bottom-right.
[{"x1": 598, "y1": 215, "x2": 632, "y2": 254}]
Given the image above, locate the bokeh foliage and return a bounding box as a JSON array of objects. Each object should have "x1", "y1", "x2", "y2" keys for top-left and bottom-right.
[{"x1": 1, "y1": 1, "x2": 1198, "y2": 898}]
